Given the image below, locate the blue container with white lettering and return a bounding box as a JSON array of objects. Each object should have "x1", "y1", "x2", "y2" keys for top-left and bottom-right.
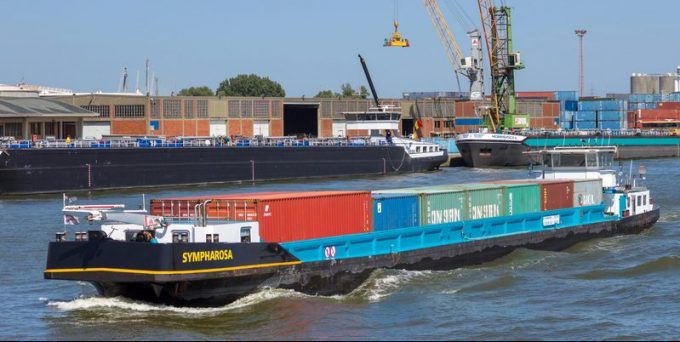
[{"x1": 372, "y1": 194, "x2": 420, "y2": 231}]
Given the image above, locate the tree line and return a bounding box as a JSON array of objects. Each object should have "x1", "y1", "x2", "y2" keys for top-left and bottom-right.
[{"x1": 177, "y1": 74, "x2": 369, "y2": 99}]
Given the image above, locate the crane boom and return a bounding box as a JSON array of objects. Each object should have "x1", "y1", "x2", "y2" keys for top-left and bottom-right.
[
  {"x1": 358, "y1": 54, "x2": 381, "y2": 108},
  {"x1": 422, "y1": 0, "x2": 484, "y2": 100}
]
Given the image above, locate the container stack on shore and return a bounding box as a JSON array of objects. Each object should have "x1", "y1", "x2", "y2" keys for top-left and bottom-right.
[{"x1": 148, "y1": 179, "x2": 603, "y2": 241}]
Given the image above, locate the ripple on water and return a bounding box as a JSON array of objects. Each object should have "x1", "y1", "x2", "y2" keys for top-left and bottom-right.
[{"x1": 574, "y1": 255, "x2": 680, "y2": 280}]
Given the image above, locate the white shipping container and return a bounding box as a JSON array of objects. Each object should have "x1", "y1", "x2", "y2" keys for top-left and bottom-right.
[{"x1": 573, "y1": 179, "x2": 603, "y2": 207}]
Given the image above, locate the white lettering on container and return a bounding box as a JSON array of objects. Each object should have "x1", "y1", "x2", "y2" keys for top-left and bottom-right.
[
  {"x1": 429, "y1": 208, "x2": 462, "y2": 224},
  {"x1": 470, "y1": 204, "x2": 500, "y2": 220}
]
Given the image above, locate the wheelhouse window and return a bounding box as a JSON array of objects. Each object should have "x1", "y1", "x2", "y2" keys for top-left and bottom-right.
[{"x1": 240, "y1": 227, "x2": 251, "y2": 243}]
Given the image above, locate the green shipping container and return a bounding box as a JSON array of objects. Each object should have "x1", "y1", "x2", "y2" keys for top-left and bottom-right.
[
  {"x1": 421, "y1": 189, "x2": 467, "y2": 225},
  {"x1": 483, "y1": 180, "x2": 543, "y2": 216},
  {"x1": 461, "y1": 184, "x2": 506, "y2": 220},
  {"x1": 502, "y1": 183, "x2": 541, "y2": 215},
  {"x1": 415, "y1": 184, "x2": 506, "y2": 223}
]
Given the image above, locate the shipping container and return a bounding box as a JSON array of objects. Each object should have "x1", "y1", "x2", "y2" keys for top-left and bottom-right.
[
  {"x1": 517, "y1": 91, "x2": 555, "y2": 100},
  {"x1": 421, "y1": 190, "x2": 467, "y2": 225},
  {"x1": 579, "y1": 99, "x2": 626, "y2": 111},
  {"x1": 572, "y1": 179, "x2": 603, "y2": 207},
  {"x1": 598, "y1": 110, "x2": 625, "y2": 121},
  {"x1": 598, "y1": 121, "x2": 623, "y2": 130},
  {"x1": 482, "y1": 181, "x2": 541, "y2": 216},
  {"x1": 412, "y1": 184, "x2": 506, "y2": 222},
  {"x1": 540, "y1": 180, "x2": 574, "y2": 211},
  {"x1": 574, "y1": 120, "x2": 597, "y2": 129},
  {"x1": 564, "y1": 100, "x2": 578, "y2": 111},
  {"x1": 153, "y1": 191, "x2": 372, "y2": 242},
  {"x1": 542, "y1": 102, "x2": 560, "y2": 117},
  {"x1": 464, "y1": 184, "x2": 506, "y2": 220},
  {"x1": 575, "y1": 111, "x2": 597, "y2": 121},
  {"x1": 483, "y1": 179, "x2": 573, "y2": 211},
  {"x1": 638, "y1": 109, "x2": 680, "y2": 121},
  {"x1": 150, "y1": 192, "x2": 284, "y2": 218},
  {"x1": 554, "y1": 91, "x2": 578, "y2": 101},
  {"x1": 372, "y1": 194, "x2": 420, "y2": 231},
  {"x1": 656, "y1": 102, "x2": 680, "y2": 110}
]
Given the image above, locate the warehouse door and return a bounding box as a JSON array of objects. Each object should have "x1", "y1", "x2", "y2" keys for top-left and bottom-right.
[
  {"x1": 283, "y1": 103, "x2": 318, "y2": 137},
  {"x1": 332, "y1": 122, "x2": 346, "y2": 137},
  {"x1": 210, "y1": 120, "x2": 227, "y2": 137},
  {"x1": 253, "y1": 120, "x2": 270, "y2": 137},
  {"x1": 82, "y1": 122, "x2": 111, "y2": 139}
]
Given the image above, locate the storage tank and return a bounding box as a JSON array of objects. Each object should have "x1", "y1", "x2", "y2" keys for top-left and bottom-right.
[
  {"x1": 630, "y1": 74, "x2": 659, "y2": 94},
  {"x1": 660, "y1": 73, "x2": 675, "y2": 94}
]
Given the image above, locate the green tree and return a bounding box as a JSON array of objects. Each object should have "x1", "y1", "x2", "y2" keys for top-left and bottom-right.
[
  {"x1": 358, "y1": 85, "x2": 369, "y2": 99},
  {"x1": 177, "y1": 86, "x2": 214, "y2": 96},
  {"x1": 314, "y1": 90, "x2": 340, "y2": 98},
  {"x1": 341, "y1": 83, "x2": 354, "y2": 98},
  {"x1": 216, "y1": 74, "x2": 285, "y2": 97}
]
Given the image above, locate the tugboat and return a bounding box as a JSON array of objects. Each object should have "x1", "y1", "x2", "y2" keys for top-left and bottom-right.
[{"x1": 44, "y1": 146, "x2": 659, "y2": 307}]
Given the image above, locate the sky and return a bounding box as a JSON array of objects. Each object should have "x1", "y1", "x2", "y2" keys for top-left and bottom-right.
[{"x1": 2, "y1": 0, "x2": 679, "y2": 98}]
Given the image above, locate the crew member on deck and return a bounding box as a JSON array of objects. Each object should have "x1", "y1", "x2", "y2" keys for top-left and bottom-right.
[{"x1": 385, "y1": 130, "x2": 393, "y2": 144}]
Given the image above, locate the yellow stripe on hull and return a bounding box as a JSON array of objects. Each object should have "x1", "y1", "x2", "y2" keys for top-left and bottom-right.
[{"x1": 44, "y1": 260, "x2": 302, "y2": 276}]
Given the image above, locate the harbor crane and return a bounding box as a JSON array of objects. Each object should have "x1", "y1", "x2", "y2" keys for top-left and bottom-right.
[
  {"x1": 422, "y1": 0, "x2": 484, "y2": 100},
  {"x1": 476, "y1": 0, "x2": 526, "y2": 131}
]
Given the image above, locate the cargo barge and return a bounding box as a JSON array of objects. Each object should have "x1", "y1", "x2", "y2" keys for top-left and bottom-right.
[
  {"x1": 0, "y1": 106, "x2": 447, "y2": 195},
  {"x1": 44, "y1": 147, "x2": 659, "y2": 307},
  {"x1": 455, "y1": 132, "x2": 680, "y2": 167}
]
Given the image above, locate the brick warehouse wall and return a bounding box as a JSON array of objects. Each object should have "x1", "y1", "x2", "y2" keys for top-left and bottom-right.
[{"x1": 51, "y1": 94, "x2": 574, "y2": 139}]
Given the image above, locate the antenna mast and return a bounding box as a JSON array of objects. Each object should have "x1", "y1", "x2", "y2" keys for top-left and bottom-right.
[{"x1": 575, "y1": 29, "x2": 587, "y2": 98}]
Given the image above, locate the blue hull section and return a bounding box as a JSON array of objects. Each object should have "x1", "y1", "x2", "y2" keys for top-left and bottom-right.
[{"x1": 283, "y1": 205, "x2": 611, "y2": 262}]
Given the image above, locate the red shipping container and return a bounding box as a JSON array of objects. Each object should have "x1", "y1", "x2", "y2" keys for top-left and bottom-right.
[
  {"x1": 541, "y1": 102, "x2": 560, "y2": 117},
  {"x1": 153, "y1": 191, "x2": 372, "y2": 242},
  {"x1": 540, "y1": 180, "x2": 573, "y2": 211},
  {"x1": 638, "y1": 109, "x2": 680, "y2": 121},
  {"x1": 517, "y1": 91, "x2": 555, "y2": 100},
  {"x1": 150, "y1": 192, "x2": 283, "y2": 218},
  {"x1": 627, "y1": 111, "x2": 638, "y2": 129},
  {"x1": 657, "y1": 102, "x2": 680, "y2": 110}
]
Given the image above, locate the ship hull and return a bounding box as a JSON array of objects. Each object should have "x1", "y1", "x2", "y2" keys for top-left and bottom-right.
[
  {"x1": 44, "y1": 208, "x2": 659, "y2": 307},
  {"x1": 456, "y1": 139, "x2": 530, "y2": 167},
  {"x1": 0, "y1": 146, "x2": 447, "y2": 195}
]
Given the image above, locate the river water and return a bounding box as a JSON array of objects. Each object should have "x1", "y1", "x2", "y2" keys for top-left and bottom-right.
[{"x1": 2, "y1": 159, "x2": 680, "y2": 340}]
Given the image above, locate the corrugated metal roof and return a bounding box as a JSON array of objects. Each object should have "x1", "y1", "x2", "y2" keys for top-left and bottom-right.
[{"x1": 0, "y1": 97, "x2": 98, "y2": 117}]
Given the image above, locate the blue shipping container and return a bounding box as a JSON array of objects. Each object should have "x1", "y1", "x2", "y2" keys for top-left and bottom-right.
[
  {"x1": 564, "y1": 100, "x2": 578, "y2": 111},
  {"x1": 554, "y1": 91, "x2": 577, "y2": 101},
  {"x1": 598, "y1": 121, "x2": 623, "y2": 130},
  {"x1": 579, "y1": 100, "x2": 626, "y2": 111},
  {"x1": 372, "y1": 194, "x2": 420, "y2": 231},
  {"x1": 575, "y1": 111, "x2": 597, "y2": 121},
  {"x1": 574, "y1": 121, "x2": 597, "y2": 129},
  {"x1": 598, "y1": 110, "x2": 625, "y2": 121}
]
